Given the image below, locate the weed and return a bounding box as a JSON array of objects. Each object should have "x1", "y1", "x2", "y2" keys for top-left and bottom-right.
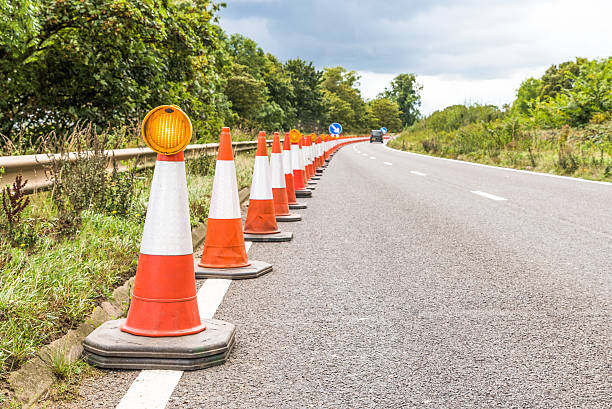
[
  {"x1": 187, "y1": 154, "x2": 216, "y2": 177},
  {"x1": 48, "y1": 357, "x2": 97, "y2": 402},
  {"x1": 1, "y1": 175, "x2": 33, "y2": 247},
  {"x1": 421, "y1": 139, "x2": 439, "y2": 153},
  {"x1": 49, "y1": 349, "x2": 72, "y2": 380}
]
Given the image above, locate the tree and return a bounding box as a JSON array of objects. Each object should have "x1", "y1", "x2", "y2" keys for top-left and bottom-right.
[
  {"x1": 284, "y1": 58, "x2": 324, "y2": 130},
  {"x1": 511, "y1": 77, "x2": 541, "y2": 115},
  {"x1": 321, "y1": 66, "x2": 367, "y2": 132},
  {"x1": 0, "y1": 0, "x2": 225, "y2": 143},
  {"x1": 368, "y1": 98, "x2": 401, "y2": 131},
  {"x1": 539, "y1": 58, "x2": 587, "y2": 99},
  {"x1": 381, "y1": 73, "x2": 422, "y2": 126},
  {"x1": 225, "y1": 64, "x2": 267, "y2": 123}
]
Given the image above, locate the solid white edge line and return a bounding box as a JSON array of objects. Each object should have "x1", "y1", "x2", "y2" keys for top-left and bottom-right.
[
  {"x1": 116, "y1": 371, "x2": 183, "y2": 409},
  {"x1": 410, "y1": 171, "x2": 426, "y2": 176},
  {"x1": 383, "y1": 162, "x2": 392, "y2": 166},
  {"x1": 384, "y1": 144, "x2": 612, "y2": 186},
  {"x1": 470, "y1": 190, "x2": 507, "y2": 201},
  {"x1": 116, "y1": 241, "x2": 253, "y2": 409}
]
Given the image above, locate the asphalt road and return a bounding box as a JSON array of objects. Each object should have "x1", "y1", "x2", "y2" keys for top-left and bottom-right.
[{"x1": 61, "y1": 141, "x2": 611, "y2": 408}]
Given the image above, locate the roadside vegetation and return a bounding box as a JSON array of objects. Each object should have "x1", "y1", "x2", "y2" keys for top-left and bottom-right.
[
  {"x1": 0, "y1": 125, "x2": 254, "y2": 380},
  {"x1": 0, "y1": 0, "x2": 420, "y2": 155},
  {"x1": 389, "y1": 57, "x2": 612, "y2": 181}
]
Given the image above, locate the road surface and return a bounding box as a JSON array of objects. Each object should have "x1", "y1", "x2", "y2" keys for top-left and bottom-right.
[{"x1": 62, "y1": 141, "x2": 611, "y2": 408}]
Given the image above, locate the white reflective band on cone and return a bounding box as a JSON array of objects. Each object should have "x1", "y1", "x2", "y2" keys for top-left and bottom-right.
[
  {"x1": 140, "y1": 161, "x2": 193, "y2": 255},
  {"x1": 300, "y1": 145, "x2": 307, "y2": 168},
  {"x1": 270, "y1": 152, "x2": 286, "y2": 188},
  {"x1": 208, "y1": 160, "x2": 241, "y2": 219},
  {"x1": 250, "y1": 156, "x2": 273, "y2": 200},
  {"x1": 291, "y1": 144, "x2": 301, "y2": 171},
  {"x1": 282, "y1": 146, "x2": 292, "y2": 175}
]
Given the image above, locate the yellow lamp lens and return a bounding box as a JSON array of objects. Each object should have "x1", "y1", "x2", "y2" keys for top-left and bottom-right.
[
  {"x1": 142, "y1": 105, "x2": 192, "y2": 155},
  {"x1": 289, "y1": 129, "x2": 301, "y2": 143}
]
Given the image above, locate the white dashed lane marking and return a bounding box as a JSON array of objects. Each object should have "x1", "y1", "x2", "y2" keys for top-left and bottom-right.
[
  {"x1": 410, "y1": 171, "x2": 426, "y2": 176},
  {"x1": 470, "y1": 190, "x2": 507, "y2": 201},
  {"x1": 383, "y1": 162, "x2": 392, "y2": 166},
  {"x1": 370, "y1": 156, "x2": 376, "y2": 160}
]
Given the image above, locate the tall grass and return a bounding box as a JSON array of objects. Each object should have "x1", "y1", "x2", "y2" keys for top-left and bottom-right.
[
  {"x1": 389, "y1": 120, "x2": 612, "y2": 182},
  {"x1": 0, "y1": 149, "x2": 254, "y2": 377}
]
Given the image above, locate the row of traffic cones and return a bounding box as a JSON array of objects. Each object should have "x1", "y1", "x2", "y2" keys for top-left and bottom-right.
[{"x1": 83, "y1": 105, "x2": 367, "y2": 371}]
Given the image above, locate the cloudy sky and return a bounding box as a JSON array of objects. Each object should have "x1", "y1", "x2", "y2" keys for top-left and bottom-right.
[{"x1": 220, "y1": 0, "x2": 612, "y2": 115}]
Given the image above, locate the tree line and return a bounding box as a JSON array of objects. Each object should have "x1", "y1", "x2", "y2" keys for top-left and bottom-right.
[{"x1": 0, "y1": 0, "x2": 422, "y2": 150}]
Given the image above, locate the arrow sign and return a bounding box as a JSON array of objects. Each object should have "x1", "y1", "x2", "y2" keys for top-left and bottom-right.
[
  {"x1": 380, "y1": 127, "x2": 388, "y2": 135},
  {"x1": 329, "y1": 122, "x2": 342, "y2": 134}
]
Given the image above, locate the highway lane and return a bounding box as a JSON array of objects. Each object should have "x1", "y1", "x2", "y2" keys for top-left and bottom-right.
[
  {"x1": 168, "y1": 143, "x2": 610, "y2": 407},
  {"x1": 60, "y1": 142, "x2": 610, "y2": 408}
]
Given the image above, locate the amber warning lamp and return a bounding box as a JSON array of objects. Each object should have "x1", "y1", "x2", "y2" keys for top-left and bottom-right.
[
  {"x1": 288, "y1": 129, "x2": 302, "y2": 144},
  {"x1": 142, "y1": 105, "x2": 192, "y2": 155}
]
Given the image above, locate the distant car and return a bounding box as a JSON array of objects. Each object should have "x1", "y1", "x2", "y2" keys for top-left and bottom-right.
[{"x1": 370, "y1": 130, "x2": 383, "y2": 143}]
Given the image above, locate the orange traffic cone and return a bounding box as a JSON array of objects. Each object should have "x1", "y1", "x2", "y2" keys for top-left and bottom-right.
[
  {"x1": 195, "y1": 127, "x2": 272, "y2": 279},
  {"x1": 83, "y1": 106, "x2": 235, "y2": 371},
  {"x1": 283, "y1": 133, "x2": 307, "y2": 209},
  {"x1": 308, "y1": 133, "x2": 321, "y2": 181},
  {"x1": 301, "y1": 135, "x2": 312, "y2": 181},
  {"x1": 244, "y1": 131, "x2": 293, "y2": 242},
  {"x1": 290, "y1": 129, "x2": 312, "y2": 198},
  {"x1": 304, "y1": 135, "x2": 317, "y2": 189},
  {"x1": 271, "y1": 132, "x2": 302, "y2": 222}
]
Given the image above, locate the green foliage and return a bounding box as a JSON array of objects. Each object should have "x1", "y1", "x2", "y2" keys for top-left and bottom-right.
[
  {"x1": 512, "y1": 77, "x2": 541, "y2": 115},
  {"x1": 539, "y1": 58, "x2": 586, "y2": 99},
  {"x1": 0, "y1": 209, "x2": 142, "y2": 374},
  {"x1": 284, "y1": 58, "x2": 325, "y2": 130},
  {"x1": 0, "y1": 0, "x2": 226, "y2": 145},
  {"x1": 367, "y1": 98, "x2": 402, "y2": 131},
  {"x1": 420, "y1": 104, "x2": 503, "y2": 132},
  {"x1": 321, "y1": 66, "x2": 368, "y2": 133},
  {"x1": 225, "y1": 64, "x2": 268, "y2": 122},
  {"x1": 380, "y1": 73, "x2": 422, "y2": 126}
]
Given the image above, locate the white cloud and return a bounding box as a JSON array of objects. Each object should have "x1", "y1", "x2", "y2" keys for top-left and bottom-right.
[
  {"x1": 356, "y1": 71, "x2": 396, "y2": 100},
  {"x1": 417, "y1": 66, "x2": 548, "y2": 115},
  {"x1": 221, "y1": 0, "x2": 612, "y2": 116}
]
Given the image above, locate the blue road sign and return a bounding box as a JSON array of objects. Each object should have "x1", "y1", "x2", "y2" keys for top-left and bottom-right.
[
  {"x1": 329, "y1": 123, "x2": 342, "y2": 134},
  {"x1": 380, "y1": 127, "x2": 388, "y2": 134}
]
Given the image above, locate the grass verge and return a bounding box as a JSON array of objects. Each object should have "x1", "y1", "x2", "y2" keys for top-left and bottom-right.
[
  {"x1": 0, "y1": 151, "x2": 254, "y2": 384},
  {"x1": 388, "y1": 121, "x2": 612, "y2": 182}
]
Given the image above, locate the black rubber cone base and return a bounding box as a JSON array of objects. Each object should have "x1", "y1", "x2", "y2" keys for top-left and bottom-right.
[
  {"x1": 306, "y1": 186, "x2": 316, "y2": 191},
  {"x1": 82, "y1": 319, "x2": 235, "y2": 371},
  {"x1": 276, "y1": 213, "x2": 302, "y2": 222},
  {"x1": 244, "y1": 231, "x2": 293, "y2": 242},
  {"x1": 194, "y1": 259, "x2": 272, "y2": 279},
  {"x1": 307, "y1": 181, "x2": 317, "y2": 185},
  {"x1": 289, "y1": 202, "x2": 307, "y2": 209},
  {"x1": 315, "y1": 170, "x2": 323, "y2": 175},
  {"x1": 295, "y1": 189, "x2": 312, "y2": 198},
  {"x1": 310, "y1": 176, "x2": 320, "y2": 180}
]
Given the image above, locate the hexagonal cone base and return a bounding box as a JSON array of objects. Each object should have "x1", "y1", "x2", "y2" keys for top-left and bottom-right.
[
  {"x1": 244, "y1": 231, "x2": 293, "y2": 242},
  {"x1": 295, "y1": 190, "x2": 312, "y2": 198},
  {"x1": 288, "y1": 202, "x2": 307, "y2": 209},
  {"x1": 194, "y1": 259, "x2": 272, "y2": 280},
  {"x1": 82, "y1": 319, "x2": 235, "y2": 371},
  {"x1": 276, "y1": 213, "x2": 302, "y2": 222}
]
